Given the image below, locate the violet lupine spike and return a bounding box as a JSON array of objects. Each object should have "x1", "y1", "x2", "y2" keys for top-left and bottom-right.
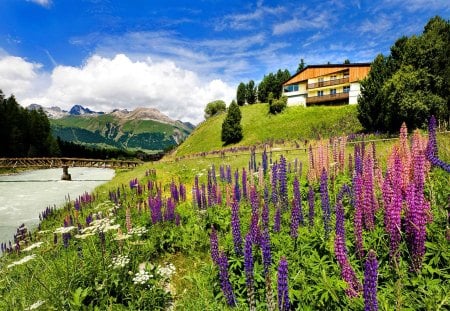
[
  {"x1": 334, "y1": 199, "x2": 362, "y2": 297},
  {"x1": 220, "y1": 165, "x2": 225, "y2": 182},
  {"x1": 231, "y1": 200, "x2": 243, "y2": 256},
  {"x1": 226, "y1": 165, "x2": 232, "y2": 184},
  {"x1": 234, "y1": 170, "x2": 241, "y2": 202},
  {"x1": 363, "y1": 250, "x2": 379, "y2": 311},
  {"x1": 278, "y1": 155, "x2": 288, "y2": 208},
  {"x1": 244, "y1": 233, "x2": 256, "y2": 311},
  {"x1": 273, "y1": 206, "x2": 281, "y2": 233},
  {"x1": 362, "y1": 153, "x2": 375, "y2": 230},
  {"x1": 165, "y1": 198, "x2": 176, "y2": 222},
  {"x1": 210, "y1": 226, "x2": 219, "y2": 265},
  {"x1": 320, "y1": 168, "x2": 331, "y2": 239},
  {"x1": 277, "y1": 257, "x2": 290, "y2": 311},
  {"x1": 405, "y1": 183, "x2": 428, "y2": 272},
  {"x1": 262, "y1": 194, "x2": 270, "y2": 231},
  {"x1": 271, "y1": 163, "x2": 278, "y2": 205},
  {"x1": 353, "y1": 173, "x2": 365, "y2": 259},
  {"x1": 262, "y1": 147, "x2": 268, "y2": 175},
  {"x1": 249, "y1": 186, "x2": 260, "y2": 244},
  {"x1": 242, "y1": 168, "x2": 248, "y2": 200},
  {"x1": 201, "y1": 183, "x2": 207, "y2": 209},
  {"x1": 426, "y1": 116, "x2": 450, "y2": 172},
  {"x1": 260, "y1": 229, "x2": 272, "y2": 276},
  {"x1": 290, "y1": 177, "x2": 302, "y2": 239},
  {"x1": 308, "y1": 185, "x2": 315, "y2": 227},
  {"x1": 217, "y1": 251, "x2": 236, "y2": 307}
]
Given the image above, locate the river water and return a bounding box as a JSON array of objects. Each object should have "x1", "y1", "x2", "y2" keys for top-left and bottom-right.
[{"x1": 0, "y1": 167, "x2": 115, "y2": 244}]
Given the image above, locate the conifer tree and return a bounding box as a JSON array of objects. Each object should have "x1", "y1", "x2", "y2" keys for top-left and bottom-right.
[{"x1": 221, "y1": 100, "x2": 243, "y2": 145}]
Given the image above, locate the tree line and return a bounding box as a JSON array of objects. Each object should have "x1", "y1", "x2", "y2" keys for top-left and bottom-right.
[
  {"x1": 0, "y1": 91, "x2": 143, "y2": 160},
  {"x1": 358, "y1": 16, "x2": 450, "y2": 133}
]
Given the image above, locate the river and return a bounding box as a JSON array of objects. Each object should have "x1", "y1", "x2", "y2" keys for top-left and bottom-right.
[{"x1": 0, "y1": 167, "x2": 115, "y2": 245}]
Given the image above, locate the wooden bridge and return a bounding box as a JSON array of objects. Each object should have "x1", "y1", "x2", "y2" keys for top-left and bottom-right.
[{"x1": 0, "y1": 157, "x2": 142, "y2": 180}]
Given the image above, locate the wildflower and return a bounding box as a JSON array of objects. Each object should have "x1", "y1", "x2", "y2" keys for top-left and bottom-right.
[
  {"x1": 363, "y1": 250, "x2": 378, "y2": 311},
  {"x1": 320, "y1": 168, "x2": 331, "y2": 239},
  {"x1": 210, "y1": 226, "x2": 219, "y2": 265},
  {"x1": 109, "y1": 255, "x2": 130, "y2": 269},
  {"x1": 217, "y1": 251, "x2": 236, "y2": 307},
  {"x1": 290, "y1": 176, "x2": 303, "y2": 239},
  {"x1": 132, "y1": 270, "x2": 153, "y2": 285},
  {"x1": 426, "y1": 116, "x2": 450, "y2": 172},
  {"x1": 7, "y1": 254, "x2": 36, "y2": 268},
  {"x1": 244, "y1": 233, "x2": 255, "y2": 309},
  {"x1": 277, "y1": 257, "x2": 290, "y2": 311},
  {"x1": 308, "y1": 185, "x2": 315, "y2": 227},
  {"x1": 157, "y1": 263, "x2": 176, "y2": 279},
  {"x1": 260, "y1": 229, "x2": 272, "y2": 276},
  {"x1": 231, "y1": 200, "x2": 243, "y2": 256},
  {"x1": 22, "y1": 242, "x2": 43, "y2": 252},
  {"x1": 24, "y1": 300, "x2": 45, "y2": 310}
]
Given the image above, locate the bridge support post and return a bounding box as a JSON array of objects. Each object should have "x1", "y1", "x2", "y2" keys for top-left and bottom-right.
[{"x1": 61, "y1": 165, "x2": 71, "y2": 181}]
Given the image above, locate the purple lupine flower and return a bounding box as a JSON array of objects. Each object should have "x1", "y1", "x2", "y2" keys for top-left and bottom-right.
[
  {"x1": 353, "y1": 173, "x2": 365, "y2": 259},
  {"x1": 220, "y1": 165, "x2": 225, "y2": 182},
  {"x1": 226, "y1": 165, "x2": 232, "y2": 184},
  {"x1": 308, "y1": 185, "x2": 315, "y2": 227},
  {"x1": 249, "y1": 186, "x2": 260, "y2": 244},
  {"x1": 262, "y1": 188, "x2": 270, "y2": 231},
  {"x1": 271, "y1": 163, "x2": 278, "y2": 205},
  {"x1": 335, "y1": 199, "x2": 362, "y2": 297},
  {"x1": 211, "y1": 164, "x2": 217, "y2": 185},
  {"x1": 262, "y1": 147, "x2": 268, "y2": 175},
  {"x1": 277, "y1": 257, "x2": 290, "y2": 311},
  {"x1": 63, "y1": 232, "x2": 71, "y2": 248},
  {"x1": 231, "y1": 200, "x2": 243, "y2": 256},
  {"x1": 273, "y1": 207, "x2": 281, "y2": 233},
  {"x1": 405, "y1": 183, "x2": 428, "y2": 272},
  {"x1": 171, "y1": 180, "x2": 179, "y2": 202},
  {"x1": 355, "y1": 145, "x2": 363, "y2": 176},
  {"x1": 217, "y1": 251, "x2": 236, "y2": 307},
  {"x1": 383, "y1": 156, "x2": 403, "y2": 261},
  {"x1": 362, "y1": 153, "x2": 375, "y2": 230},
  {"x1": 201, "y1": 183, "x2": 208, "y2": 208},
  {"x1": 242, "y1": 168, "x2": 248, "y2": 200},
  {"x1": 165, "y1": 198, "x2": 176, "y2": 222},
  {"x1": 363, "y1": 250, "x2": 378, "y2": 311},
  {"x1": 290, "y1": 176, "x2": 304, "y2": 238},
  {"x1": 234, "y1": 170, "x2": 241, "y2": 202},
  {"x1": 244, "y1": 233, "x2": 256, "y2": 310},
  {"x1": 426, "y1": 115, "x2": 450, "y2": 172},
  {"x1": 278, "y1": 155, "x2": 288, "y2": 208},
  {"x1": 194, "y1": 175, "x2": 202, "y2": 209},
  {"x1": 210, "y1": 226, "x2": 219, "y2": 265},
  {"x1": 320, "y1": 168, "x2": 331, "y2": 239},
  {"x1": 260, "y1": 229, "x2": 272, "y2": 276}
]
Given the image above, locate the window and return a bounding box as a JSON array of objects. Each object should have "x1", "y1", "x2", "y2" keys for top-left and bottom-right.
[
  {"x1": 318, "y1": 77, "x2": 324, "y2": 87},
  {"x1": 283, "y1": 84, "x2": 299, "y2": 93},
  {"x1": 330, "y1": 75, "x2": 336, "y2": 80},
  {"x1": 343, "y1": 71, "x2": 349, "y2": 78},
  {"x1": 343, "y1": 86, "x2": 350, "y2": 93},
  {"x1": 317, "y1": 90, "x2": 324, "y2": 96},
  {"x1": 330, "y1": 89, "x2": 337, "y2": 95}
]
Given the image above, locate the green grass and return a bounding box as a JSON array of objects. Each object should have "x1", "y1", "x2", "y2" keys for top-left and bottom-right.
[{"x1": 175, "y1": 104, "x2": 362, "y2": 157}]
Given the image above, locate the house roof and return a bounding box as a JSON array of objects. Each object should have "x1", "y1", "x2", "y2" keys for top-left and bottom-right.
[{"x1": 283, "y1": 63, "x2": 371, "y2": 85}]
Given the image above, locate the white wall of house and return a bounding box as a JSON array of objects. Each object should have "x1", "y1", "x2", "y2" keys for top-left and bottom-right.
[
  {"x1": 349, "y1": 82, "x2": 361, "y2": 105},
  {"x1": 286, "y1": 94, "x2": 306, "y2": 106}
]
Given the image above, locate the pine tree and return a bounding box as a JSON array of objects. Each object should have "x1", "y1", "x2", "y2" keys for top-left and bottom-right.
[
  {"x1": 221, "y1": 100, "x2": 243, "y2": 145},
  {"x1": 237, "y1": 82, "x2": 246, "y2": 106}
]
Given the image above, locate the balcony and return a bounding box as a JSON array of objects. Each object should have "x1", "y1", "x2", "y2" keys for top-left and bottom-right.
[
  {"x1": 306, "y1": 92, "x2": 349, "y2": 105},
  {"x1": 307, "y1": 77, "x2": 349, "y2": 89}
]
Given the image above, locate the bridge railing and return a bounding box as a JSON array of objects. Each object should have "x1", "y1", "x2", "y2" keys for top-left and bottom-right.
[{"x1": 0, "y1": 157, "x2": 143, "y2": 169}]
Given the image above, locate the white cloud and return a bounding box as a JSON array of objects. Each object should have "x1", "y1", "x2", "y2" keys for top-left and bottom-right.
[
  {"x1": 0, "y1": 53, "x2": 234, "y2": 124},
  {"x1": 27, "y1": 0, "x2": 52, "y2": 8},
  {"x1": 0, "y1": 56, "x2": 43, "y2": 98},
  {"x1": 272, "y1": 12, "x2": 331, "y2": 35}
]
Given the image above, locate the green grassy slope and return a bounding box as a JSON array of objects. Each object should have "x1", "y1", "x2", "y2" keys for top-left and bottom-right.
[{"x1": 175, "y1": 104, "x2": 362, "y2": 157}]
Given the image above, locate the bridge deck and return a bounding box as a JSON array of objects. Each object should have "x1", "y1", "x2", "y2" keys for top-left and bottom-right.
[{"x1": 0, "y1": 157, "x2": 142, "y2": 169}]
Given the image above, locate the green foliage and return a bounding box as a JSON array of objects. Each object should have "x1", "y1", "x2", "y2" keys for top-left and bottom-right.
[
  {"x1": 269, "y1": 96, "x2": 287, "y2": 114},
  {"x1": 237, "y1": 83, "x2": 246, "y2": 106},
  {"x1": 297, "y1": 59, "x2": 306, "y2": 72},
  {"x1": 246, "y1": 80, "x2": 257, "y2": 105},
  {"x1": 257, "y1": 69, "x2": 291, "y2": 102},
  {"x1": 358, "y1": 16, "x2": 450, "y2": 132},
  {"x1": 0, "y1": 91, "x2": 57, "y2": 157},
  {"x1": 204, "y1": 100, "x2": 226, "y2": 119},
  {"x1": 221, "y1": 101, "x2": 243, "y2": 145}
]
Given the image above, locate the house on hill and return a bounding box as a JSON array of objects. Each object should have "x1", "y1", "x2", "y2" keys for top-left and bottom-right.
[{"x1": 282, "y1": 63, "x2": 371, "y2": 106}]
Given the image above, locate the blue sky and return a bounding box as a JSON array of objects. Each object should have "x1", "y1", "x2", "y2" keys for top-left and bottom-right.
[{"x1": 0, "y1": 0, "x2": 449, "y2": 123}]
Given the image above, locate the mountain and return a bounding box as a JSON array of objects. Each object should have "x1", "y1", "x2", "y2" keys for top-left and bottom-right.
[
  {"x1": 27, "y1": 104, "x2": 69, "y2": 119},
  {"x1": 69, "y1": 105, "x2": 103, "y2": 116},
  {"x1": 50, "y1": 107, "x2": 194, "y2": 153}
]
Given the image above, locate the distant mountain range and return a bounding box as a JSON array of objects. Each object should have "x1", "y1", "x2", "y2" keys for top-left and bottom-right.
[{"x1": 27, "y1": 104, "x2": 194, "y2": 152}]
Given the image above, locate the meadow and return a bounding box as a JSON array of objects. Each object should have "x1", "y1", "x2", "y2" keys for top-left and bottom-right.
[{"x1": 0, "y1": 111, "x2": 449, "y2": 310}]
